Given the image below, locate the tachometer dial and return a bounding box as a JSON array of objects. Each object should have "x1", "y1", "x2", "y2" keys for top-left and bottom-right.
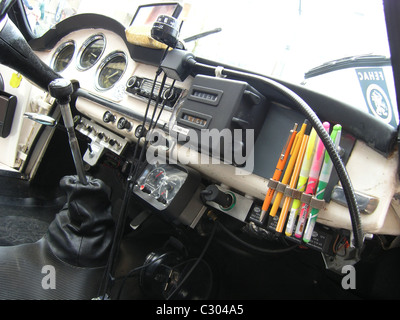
[
  {"x1": 77, "y1": 34, "x2": 106, "y2": 70},
  {"x1": 141, "y1": 167, "x2": 166, "y2": 194},
  {"x1": 96, "y1": 51, "x2": 127, "y2": 90},
  {"x1": 51, "y1": 41, "x2": 75, "y2": 72}
]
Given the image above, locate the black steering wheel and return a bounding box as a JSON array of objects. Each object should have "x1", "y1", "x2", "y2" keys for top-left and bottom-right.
[
  {"x1": 0, "y1": 0, "x2": 15, "y2": 21},
  {"x1": 0, "y1": 0, "x2": 60, "y2": 90}
]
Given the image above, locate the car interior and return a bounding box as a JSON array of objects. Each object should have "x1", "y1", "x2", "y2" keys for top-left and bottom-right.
[{"x1": 0, "y1": 0, "x2": 400, "y2": 300}]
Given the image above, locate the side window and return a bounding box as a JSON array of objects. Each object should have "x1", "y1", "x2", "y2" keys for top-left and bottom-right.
[{"x1": 22, "y1": 0, "x2": 78, "y2": 37}]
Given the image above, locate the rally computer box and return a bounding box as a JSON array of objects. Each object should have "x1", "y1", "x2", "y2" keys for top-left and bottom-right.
[{"x1": 173, "y1": 75, "x2": 268, "y2": 165}]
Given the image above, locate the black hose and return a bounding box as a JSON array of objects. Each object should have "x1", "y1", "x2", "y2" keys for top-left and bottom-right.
[{"x1": 191, "y1": 62, "x2": 363, "y2": 251}]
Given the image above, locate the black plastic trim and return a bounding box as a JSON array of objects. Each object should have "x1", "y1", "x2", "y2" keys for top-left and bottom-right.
[{"x1": 29, "y1": 13, "x2": 132, "y2": 55}]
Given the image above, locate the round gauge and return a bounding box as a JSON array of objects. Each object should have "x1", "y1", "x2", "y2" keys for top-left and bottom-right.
[
  {"x1": 51, "y1": 41, "x2": 75, "y2": 72},
  {"x1": 96, "y1": 51, "x2": 127, "y2": 90},
  {"x1": 77, "y1": 34, "x2": 106, "y2": 71},
  {"x1": 142, "y1": 167, "x2": 166, "y2": 193},
  {"x1": 159, "y1": 177, "x2": 182, "y2": 204}
]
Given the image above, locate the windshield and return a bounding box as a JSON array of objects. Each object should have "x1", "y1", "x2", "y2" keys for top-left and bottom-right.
[
  {"x1": 23, "y1": 0, "x2": 391, "y2": 86},
  {"x1": 183, "y1": 0, "x2": 391, "y2": 83}
]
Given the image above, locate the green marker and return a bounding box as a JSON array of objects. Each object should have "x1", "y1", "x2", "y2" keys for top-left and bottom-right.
[
  {"x1": 285, "y1": 128, "x2": 317, "y2": 236},
  {"x1": 303, "y1": 124, "x2": 342, "y2": 243}
]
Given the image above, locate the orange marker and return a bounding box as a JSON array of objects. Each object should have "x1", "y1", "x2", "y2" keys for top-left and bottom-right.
[
  {"x1": 275, "y1": 124, "x2": 312, "y2": 233},
  {"x1": 259, "y1": 123, "x2": 298, "y2": 222},
  {"x1": 269, "y1": 120, "x2": 309, "y2": 218}
]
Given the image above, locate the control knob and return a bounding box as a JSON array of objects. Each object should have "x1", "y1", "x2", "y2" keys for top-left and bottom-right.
[
  {"x1": 117, "y1": 117, "x2": 132, "y2": 131},
  {"x1": 103, "y1": 111, "x2": 116, "y2": 123}
]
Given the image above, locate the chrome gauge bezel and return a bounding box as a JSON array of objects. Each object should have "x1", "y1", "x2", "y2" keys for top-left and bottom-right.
[
  {"x1": 134, "y1": 164, "x2": 189, "y2": 209},
  {"x1": 50, "y1": 40, "x2": 75, "y2": 72},
  {"x1": 76, "y1": 34, "x2": 106, "y2": 71},
  {"x1": 95, "y1": 51, "x2": 127, "y2": 91}
]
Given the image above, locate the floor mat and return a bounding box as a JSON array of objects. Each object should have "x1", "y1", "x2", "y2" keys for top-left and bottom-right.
[
  {"x1": 0, "y1": 215, "x2": 50, "y2": 246},
  {"x1": 0, "y1": 196, "x2": 65, "y2": 246}
]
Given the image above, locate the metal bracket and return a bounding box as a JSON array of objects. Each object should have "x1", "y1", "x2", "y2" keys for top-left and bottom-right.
[
  {"x1": 330, "y1": 185, "x2": 379, "y2": 214},
  {"x1": 83, "y1": 141, "x2": 105, "y2": 167}
]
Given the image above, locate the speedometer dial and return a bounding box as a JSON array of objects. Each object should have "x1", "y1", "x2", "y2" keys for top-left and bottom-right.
[
  {"x1": 77, "y1": 34, "x2": 105, "y2": 71},
  {"x1": 51, "y1": 41, "x2": 75, "y2": 72},
  {"x1": 96, "y1": 51, "x2": 127, "y2": 90}
]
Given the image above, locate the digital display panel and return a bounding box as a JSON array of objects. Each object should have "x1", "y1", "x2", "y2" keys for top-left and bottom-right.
[
  {"x1": 192, "y1": 90, "x2": 218, "y2": 102},
  {"x1": 182, "y1": 113, "x2": 208, "y2": 127}
]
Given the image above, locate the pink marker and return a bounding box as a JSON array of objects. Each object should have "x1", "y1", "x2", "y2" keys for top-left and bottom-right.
[{"x1": 294, "y1": 122, "x2": 330, "y2": 239}]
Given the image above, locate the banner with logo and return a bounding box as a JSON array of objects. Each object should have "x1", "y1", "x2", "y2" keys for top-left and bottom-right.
[{"x1": 356, "y1": 67, "x2": 397, "y2": 128}]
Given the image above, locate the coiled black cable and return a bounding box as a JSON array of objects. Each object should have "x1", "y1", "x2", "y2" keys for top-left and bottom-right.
[
  {"x1": 115, "y1": 251, "x2": 174, "y2": 300},
  {"x1": 166, "y1": 221, "x2": 217, "y2": 300}
]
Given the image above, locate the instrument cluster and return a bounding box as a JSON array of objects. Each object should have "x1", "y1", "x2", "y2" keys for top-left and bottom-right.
[
  {"x1": 135, "y1": 164, "x2": 187, "y2": 208},
  {"x1": 50, "y1": 32, "x2": 128, "y2": 93}
]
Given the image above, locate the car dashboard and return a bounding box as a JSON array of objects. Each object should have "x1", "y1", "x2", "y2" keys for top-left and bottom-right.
[{"x1": 30, "y1": 15, "x2": 400, "y2": 235}]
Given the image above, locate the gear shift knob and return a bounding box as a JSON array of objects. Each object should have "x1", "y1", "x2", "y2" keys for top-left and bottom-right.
[{"x1": 48, "y1": 78, "x2": 74, "y2": 105}]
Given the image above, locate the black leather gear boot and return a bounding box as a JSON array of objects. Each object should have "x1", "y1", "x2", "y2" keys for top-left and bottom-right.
[{"x1": 46, "y1": 175, "x2": 115, "y2": 267}]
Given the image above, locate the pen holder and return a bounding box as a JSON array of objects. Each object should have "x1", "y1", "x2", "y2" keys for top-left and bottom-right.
[{"x1": 267, "y1": 179, "x2": 326, "y2": 211}]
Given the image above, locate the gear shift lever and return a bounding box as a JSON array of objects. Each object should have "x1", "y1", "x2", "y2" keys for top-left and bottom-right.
[
  {"x1": 48, "y1": 78, "x2": 88, "y2": 185},
  {"x1": 0, "y1": 13, "x2": 87, "y2": 184}
]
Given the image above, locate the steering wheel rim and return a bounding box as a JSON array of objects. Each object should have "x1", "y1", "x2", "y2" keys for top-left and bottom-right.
[{"x1": 0, "y1": 0, "x2": 16, "y2": 22}]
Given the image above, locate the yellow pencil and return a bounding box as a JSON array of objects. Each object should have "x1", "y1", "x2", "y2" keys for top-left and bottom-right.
[
  {"x1": 269, "y1": 120, "x2": 309, "y2": 217},
  {"x1": 259, "y1": 124, "x2": 298, "y2": 222},
  {"x1": 275, "y1": 125, "x2": 311, "y2": 233}
]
